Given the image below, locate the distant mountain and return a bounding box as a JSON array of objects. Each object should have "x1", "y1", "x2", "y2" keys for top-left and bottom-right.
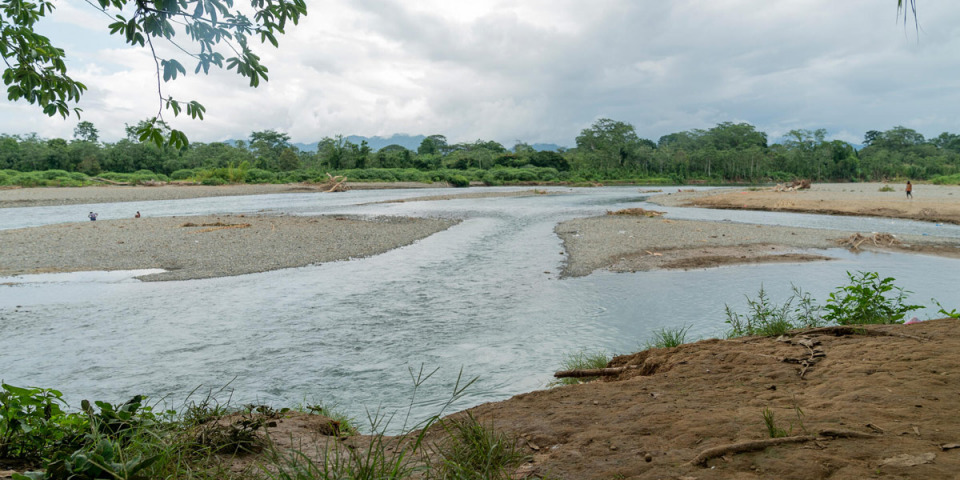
[
  {"x1": 529, "y1": 143, "x2": 565, "y2": 152},
  {"x1": 226, "y1": 135, "x2": 566, "y2": 153}
]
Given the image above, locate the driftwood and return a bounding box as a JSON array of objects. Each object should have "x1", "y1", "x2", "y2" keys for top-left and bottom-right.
[
  {"x1": 606, "y1": 208, "x2": 665, "y2": 217},
  {"x1": 691, "y1": 427, "x2": 882, "y2": 467},
  {"x1": 772, "y1": 179, "x2": 811, "y2": 192},
  {"x1": 323, "y1": 173, "x2": 348, "y2": 192},
  {"x1": 838, "y1": 232, "x2": 901, "y2": 250},
  {"x1": 553, "y1": 366, "x2": 638, "y2": 378},
  {"x1": 92, "y1": 177, "x2": 129, "y2": 185},
  {"x1": 690, "y1": 436, "x2": 815, "y2": 466}
]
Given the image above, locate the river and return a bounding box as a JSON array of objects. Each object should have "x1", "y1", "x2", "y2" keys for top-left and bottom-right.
[{"x1": 2, "y1": 186, "x2": 958, "y2": 429}]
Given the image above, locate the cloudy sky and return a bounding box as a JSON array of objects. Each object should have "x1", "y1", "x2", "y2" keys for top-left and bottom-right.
[{"x1": 0, "y1": 0, "x2": 957, "y2": 148}]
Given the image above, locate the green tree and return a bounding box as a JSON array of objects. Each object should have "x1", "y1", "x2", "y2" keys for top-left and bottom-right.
[
  {"x1": 418, "y1": 135, "x2": 449, "y2": 156},
  {"x1": 72, "y1": 121, "x2": 100, "y2": 144},
  {"x1": 249, "y1": 129, "x2": 293, "y2": 170},
  {"x1": 575, "y1": 118, "x2": 643, "y2": 171},
  {"x1": 277, "y1": 147, "x2": 300, "y2": 171},
  {"x1": 0, "y1": 0, "x2": 307, "y2": 148}
]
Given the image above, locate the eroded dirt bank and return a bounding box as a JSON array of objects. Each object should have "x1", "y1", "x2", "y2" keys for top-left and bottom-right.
[{"x1": 213, "y1": 320, "x2": 960, "y2": 480}]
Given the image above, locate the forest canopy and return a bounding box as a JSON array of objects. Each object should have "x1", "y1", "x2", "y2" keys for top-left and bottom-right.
[{"x1": 2, "y1": 120, "x2": 959, "y2": 187}]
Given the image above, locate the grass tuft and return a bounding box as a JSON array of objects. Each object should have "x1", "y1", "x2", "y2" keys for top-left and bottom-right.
[
  {"x1": 429, "y1": 412, "x2": 528, "y2": 480},
  {"x1": 550, "y1": 350, "x2": 610, "y2": 386}
]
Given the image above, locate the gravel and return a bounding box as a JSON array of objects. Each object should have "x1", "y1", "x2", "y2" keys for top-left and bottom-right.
[
  {"x1": 555, "y1": 215, "x2": 854, "y2": 277},
  {"x1": 0, "y1": 214, "x2": 459, "y2": 281}
]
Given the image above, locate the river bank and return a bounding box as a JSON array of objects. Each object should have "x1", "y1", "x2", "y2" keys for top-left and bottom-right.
[
  {"x1": 0, "y1": 182, "x2": 447, "y2": 208},
  {"x1": 650, "y1": 181, "x2": 960, "y2": 225}
]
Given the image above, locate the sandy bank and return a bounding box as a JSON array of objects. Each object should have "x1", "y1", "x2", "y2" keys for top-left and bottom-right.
[
  {"x1": 557, "y1": 210, "x2": 960, "y2": 277},
  {"x1": 0, "y1": 214, "x2": 458, "y2": 281},
  {"x1": 651, "y1": 182, "x2": 960, "y2": 225},
  {"x1": 0, "y1": 182, "x2": 443, "y2": 208}
]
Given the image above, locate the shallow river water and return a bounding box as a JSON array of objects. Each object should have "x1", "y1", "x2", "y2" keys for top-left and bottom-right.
[{"x1": 2, "y1": 186, "x2": 959, "y2": 428}]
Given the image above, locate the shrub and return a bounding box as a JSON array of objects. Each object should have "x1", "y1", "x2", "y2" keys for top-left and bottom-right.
[
  {"x1": 201, "y1": 176, "x2": 227, "y2": 186},
  {"x1": 245, "y1": 168, "x2": 278, "y2": 184},
  {"x1": 0, "y1": 384, "x2": 75, "y2": 461},
  {"x1": 170, "y1": 169, "x2": 195, "y2": 181},
  {"x1": 448, "y1": 175, "x2": 470, "y2": 187},
  {"x1": 725, "y1": 285, "x2": 824, "y2": 338},
  {"x1": 823, "y1": 271, "x2": 922, "y2": 325}
]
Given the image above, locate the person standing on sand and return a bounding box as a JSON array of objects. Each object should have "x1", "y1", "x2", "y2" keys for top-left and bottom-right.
[{"x1": 906, "y1": 180, "x2": 913, "y2": 199}]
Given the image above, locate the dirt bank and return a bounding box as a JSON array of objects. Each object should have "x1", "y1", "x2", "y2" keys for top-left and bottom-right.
[
  {"x1": 204, "y1": 319, "x2": 960, "y2": 480},
  {"x1": 651, "y1": 182, "x2": 960, "y2": 225}
]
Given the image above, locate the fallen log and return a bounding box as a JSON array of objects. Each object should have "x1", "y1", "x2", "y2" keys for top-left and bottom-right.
[
  {"x1": 553, "y1": 366, "x2": 638, "y2": 378},
  {"x1": 690, "y1": 436, "x2": 815, "y2": 467}
]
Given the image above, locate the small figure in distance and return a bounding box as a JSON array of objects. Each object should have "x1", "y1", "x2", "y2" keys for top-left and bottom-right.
[
  {"x1": 135, "y1": 211, "x2": 141, "y2": 218},
  {"x1": 906, "y1": 180, "x2": 913, "y2": 199},
  {"x1": 88, "y1": 212, "x2": 98, "y2": 221}
]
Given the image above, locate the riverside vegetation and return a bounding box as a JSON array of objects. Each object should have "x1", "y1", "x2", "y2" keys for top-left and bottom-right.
[
  {"x1": 4, "y1": 122, "x2": 960, "y2": 189},
  {"x1": 2, "y1": 272, "x2": 955, "y2": 479}
]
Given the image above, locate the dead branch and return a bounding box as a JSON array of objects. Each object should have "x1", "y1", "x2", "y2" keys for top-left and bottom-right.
[
  {"x1": 91, "y1": 177, "x2": 129, "y2": 185},
  {"x1": 817, "y1": 428, "x2": 880, "y2": 439},
  {"x1": 838, "y1": 232, "x2": 902, "y2": 250},
  {"x1": 553, "y1": 366, "x2": 638, "y2": 378},
  {"x1": 606, "y1": 208, "x2": 665, "y2": 217},
  {"x1": 793, "y1": 326, "x2": 925, "y2": 341},
  {"x1": 323, "y1": 172, "x2": 348, "y2": 192},
  {"x1": 690, "y1": 436, "x2": 815, "y2": 466}
]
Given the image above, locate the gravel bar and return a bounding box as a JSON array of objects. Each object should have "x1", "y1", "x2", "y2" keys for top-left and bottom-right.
[{"x1": 0, "y1": 214, "x2": 459, "y2": 281}]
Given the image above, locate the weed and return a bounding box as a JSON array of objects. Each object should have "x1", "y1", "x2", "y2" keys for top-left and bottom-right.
[
  {"x1": 823, "y1": 271, "x2": 922, "y2": 325},
  {"x1": 933, "y1": 299, "x2": 960, "y2": 319},
  {"x1": 644, "y1": 326, "x2": 690, "y2": 349},
  {"x1": 0, "y1": 383, "x2": 77, "y2": 463},
  {"x1": 550, "y1": 350, "x2": 610, "y2": 386},
  {"x1": 300, "y1": 403, "x2": 358, "y2": 437},
  {"x1": 762, "y1": 407, "x2": 804, "y2": 438},
  {"x1": 264, "y1": 366, "x2": 479, "y2": 480},
  {"x1": 429, "y1": 412, "x2": 527, "y2": 480},
  {"x1": 878, "y1": 184, "x2": 895, "y2": 192},
  {"x1": 725, "y1": 285, "x2": 795, "y2": 337}
]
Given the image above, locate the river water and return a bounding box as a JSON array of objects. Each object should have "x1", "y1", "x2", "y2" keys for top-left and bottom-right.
[{"x1": 2, "y1": 186, "x2": 959, "y2": 429}]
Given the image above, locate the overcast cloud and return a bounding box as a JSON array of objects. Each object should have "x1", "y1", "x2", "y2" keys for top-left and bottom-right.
[{"x1": 1, "y1": 0, "x2": 956, "y2": 147}]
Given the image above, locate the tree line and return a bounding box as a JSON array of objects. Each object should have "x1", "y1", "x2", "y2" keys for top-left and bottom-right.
[{"x1": 2, "y1": 119, "x2": 959, "y2": 185}]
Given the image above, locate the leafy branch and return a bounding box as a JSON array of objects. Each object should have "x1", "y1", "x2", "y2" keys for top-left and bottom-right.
[{"x1": 1, "y1": 0, "x2": 307, "y2": 150}]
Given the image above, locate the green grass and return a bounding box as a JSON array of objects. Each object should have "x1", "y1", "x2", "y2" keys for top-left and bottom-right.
[
  {"x1": 643, "y1": 326, "x2": 691, "y2": 350},
  {"x1": 550, "y1": 350, "x2": 611, "y2": 386},
  {"x1": 428, "y1": 412, "x2": 528, "y2": 480}
]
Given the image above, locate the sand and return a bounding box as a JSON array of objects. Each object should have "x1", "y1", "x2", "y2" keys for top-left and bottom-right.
[{"x1": 651, "y1": 182, "x2": 960, "y2": 225}]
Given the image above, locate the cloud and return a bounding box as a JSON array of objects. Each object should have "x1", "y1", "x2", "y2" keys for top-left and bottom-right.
[{"x1": 2, "y1": 0, "x2": 959, "y2": 147}]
